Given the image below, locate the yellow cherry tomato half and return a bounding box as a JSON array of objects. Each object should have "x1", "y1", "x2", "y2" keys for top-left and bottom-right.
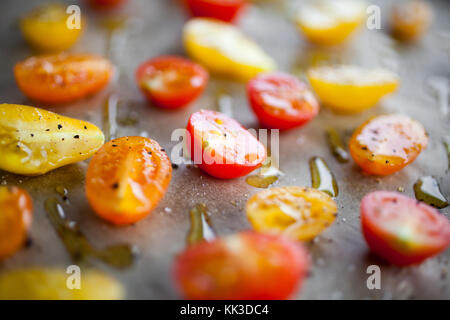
[
  {"x1": 391, "y1": 0, "x2": 432, "y2": 43},
  {"x1": 307, "y1": 65, "x2": 399, "y2": 113},
  {"x1": 20, "y1": 4, "x2": 84, "y2": 53},
  {"x1": 183, "y1": 18, "x2": 276, "y2": 81},
  {"x1": 0, "y1": 104, "x2": 105, "y2": 176},
  {"x1": 0, "y1": 186, "x2": 33, "y2": 261},
  {"x1": 0, "y1": 268, "x2": 123, "y2": 300},
  {"x1": 349, "y1": 114, "x2": 428, "y2": 176},
  {"x1": 246, "y1": 186, "x2": 337, "y2": 241},
  {"x1": 295, "y1": 0, "x2": 366, "y2": 46}
]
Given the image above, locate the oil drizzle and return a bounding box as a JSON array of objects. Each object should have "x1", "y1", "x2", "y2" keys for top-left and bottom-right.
[
  {"x1": 102, "y1": 94, "x2": 118, "y2": 141},
  {"x1": 413, "y1": 176, "x2": 448, "y2": 208},
  {"x1": 44, "y1": 198, "x2": 136, "y2": 268},
  {"x1": 309, "y1": 157, "x2": 339, "y2": 197},
  {"x1": 326, "y1": 127, "x2": 349, "y2": 163},
  {"x1": 246, "y1": 157, "x2": 283, "y2": 188},
  {"x1": 443, "y1": 138, "x2": 450, "y2": 170},
  {"x1": 187, "y1": 203, "x2": 215, "y2": 246}
]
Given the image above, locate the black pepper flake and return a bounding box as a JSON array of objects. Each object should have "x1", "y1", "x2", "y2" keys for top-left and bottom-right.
[
  {"x1": 385, "y1": 160, "x2": 390, "y2": 164},
  {"x1": 58, "y1": 124, "x2": 62, "y2": 130},
  {"x1": 62, "y1": 138, "x2": 65, "y2": 141},
  {"x1": 171, "y1": 163, "x2": 179, "y2": 169},
  {"x1": 112, "y1": 144, "x2": 118, "y2": 147},
  {"x1": 112, "y1": 182, "x2": 119, "y2": 189},
  {"x1": 46, "y1": 129, "x2": 50, "y2": 131},
  {"x1": 148, "y1": 151, "x2": 152, "y2": 155},
  {"x1": 84, "y1": 126, "x2": 87, "y2": 129},
  {"x1": 24, "y1": 237, "x2": 33, "y2": 248},
  {"x1": 30, "y1": 134, "x2": 34, "y2": 137},
  {"x1": 161, "y1": 148, "x2": 165, "y2": 152},
  {"x1": 362, "y1": 146, "x2": 368, "y2": 150},
  {"x1": 74, "y1": 135, "x2": 80, "y2": 139}
]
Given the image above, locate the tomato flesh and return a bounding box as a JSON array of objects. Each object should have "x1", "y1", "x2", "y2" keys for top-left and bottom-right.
[
  {"x1": 86, "y1": 136, "x2": 172, "y2": 225},
  {"x1": 361, "y1": 191, "x2": 450, "y2": 266},
  {"x1": 14, "y1": 53, "x2": 113, "y2": 104},
  {"x1": 184, "y1": 0, "x2": 247, "y2": 22},
  {"x1": 187, "y1": 110, "x2": 266, "y2": 179},
  {"x1": 173, "y1": 231, "x2": 308, "y2": 300},
  {"x1": 349, "y1": 114, "x2": 428, "y2": 175},
  {"x1": 0, "y1": 186, "x2": 33, "y2": 260},
  {"x1": 247, "y1": 73, "x2": 319, "y2": 130},
  {"x1": 136, "y1": 56, "x2": 208, "y2": 109}
]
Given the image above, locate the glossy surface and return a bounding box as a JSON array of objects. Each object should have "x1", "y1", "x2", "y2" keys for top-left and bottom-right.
[
  {"x1": 14, "y1": 53, "x2": 113, "y2": 104},
  {"x1": 247, "y1": 72, "x2": 319, "y2": 130},
  {"x1": 184, "y1": 0, "x2": 247, "y2": 22},
  {"x1": 186, "y1": 203, "x2": 215, "y2": 245},
  {"x1": 307, "y1": 65, "x2": 399, "y2": 113},
  {"x1": 326, "y1": 127, "x2": 349, "y2": 163},
  {"x1": 0, "y1": 104, "x2": 104, "y2": 175},
  {"x1": 0, "y1": 268, "x2": 124, "y2": 300},
  {"x1": 295, "y1": 0, "x2": 366, "y2": 46},
  {"x1": 174, "y1": 232, "x2": 308, "y2": 299},
  {"x1": 0, "y1": 186, "x2": 32, "y2": 260},
  {"x1": 246, "y1": 186, "x2": 337, "y2": 241},
  {"x1": 86, "y1": 136, "x2": 172, "y2": 225},
  {"x1": 136, "y1": 56, "x2": 208, "y2": 109},
  {"x1": 361, "y1": 191, "x2": 450, "y2": 266},
  {"x1": 187, "y1": 109, "x2": 266, "y2": 179},
  {"x1": 349, "y1": 114, "x2": 428, "y2": 175},
  {"x1": 309, "y1": 156, "x2": 338, "y2": 197},
  {"x1": 20, "y1": 4, "x2": 83, "y2": 52},
  {"x1": 413, "y1": 176, "x2": 448, "y2": 209},
  {"x1": 183, "y1": 18, "x2": 276, "y2": 81}
]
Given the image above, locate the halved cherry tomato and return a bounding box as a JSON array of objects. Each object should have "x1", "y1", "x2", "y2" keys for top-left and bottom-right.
[
  {"x1": 349, "y1": 114, "x2": 428, "y2": 175},
  {"x1": 361, "y1": 191, "x2": 450, "y2": 266},
  {"x1": 247, "y1": 73, "x2": 319, "y2": 130},
  {"x1": 20, "y1": 4, "x2": 84, "y2": 52},
  {"x1": 173, "y1": 231, "x2": 309, "y2": 300},
  {"x1": 88, "y1": 0, "x2": 127, "y2": 9},
  {"x1": 183, "y1": 0, "x2": 247, "y2": 22},
  {"x1": 136, "y1": 56, "x2": 208, "y2": 109},
  {"x1": 391, "y1": 0, "x2": 432, "y2": 43},
  {"x1": 14, "y1": 53, "x2": 113, "y2": 104},
  {"x1": 187, "y1": 110, "x2": 266, "y2": 179},
  {"x1": 246, "y1": 186, "x2": 337, "y2": 241},
  {"x1": 86, "y1": 136, "x2": 172, "y2": 225},
  {"x1": 0, "y1": 186, "x2": 33, "y2": 260}
]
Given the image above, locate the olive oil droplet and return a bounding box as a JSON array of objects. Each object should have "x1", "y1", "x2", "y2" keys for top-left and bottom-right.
[
  {"x1": 326, "y1": 127, "x2": 349, "y2": 163},
  {"x1": 246, "y1": 157, "x2": 282, "y2": 189},
  {"x1": 309, "y1": 156, "x2": 339, "y2": 197},
  {"x1": 187, "y1": 203, "x2": 215, "y2": 246},
  {"x1": 413, "y1": 176, "x2": 448, "y2": 208}
]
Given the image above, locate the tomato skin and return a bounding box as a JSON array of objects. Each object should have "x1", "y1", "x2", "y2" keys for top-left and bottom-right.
[
  {"x1": 88, "y1": 0, "x2": 127, "y2": 9},
  {"x1": 349, "y1": 114, "x2": 428, "y2": 175},
  {"x1": 183, "y1": 0, "x2": 247, "y2": 23},
  {"x1": 0, "y1": 187, "x2": 33, "y2": 260},
  {"x1": 136, "y1": 56, "x2": 208, "y2": 109},
  {"x1": 361, "y1": 191, "x2": 450, "y2": 266},
  {"x1": 86, "y1": 136, "x2": 172, "y2": 225},
  {"x1": 173, "y1": 231, "x2": 308, "y2": 300},
  {"x1": 14, "y1": 53, "x2": 113, "y2": 104},
  {"x1": 247, "y1": 73, "x2": 319, "y2": 130},
  {"x1": 186, "y1": 110, "x2": 266, "y2": 179}
]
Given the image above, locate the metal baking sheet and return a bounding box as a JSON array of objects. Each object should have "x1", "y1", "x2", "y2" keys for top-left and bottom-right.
[{"x1": 0, "y1": 0, "x2": 449, "y2": 299}]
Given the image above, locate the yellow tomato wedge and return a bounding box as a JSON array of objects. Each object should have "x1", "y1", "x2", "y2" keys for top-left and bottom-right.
[
  {"x1": 183, "y1": 18, "x2": 276, "y2": 81},
  {"x1": 20, "y1": 4, "x2": 84, "y2": 53},
  {"x1": 0, "y1": 268, "x2": 123, "y2": 300},
  {"x1": 307, "y1": 65, "x2": 399, "y2": 113},
  {"x1": 246, "y1": 186, "x2": 337, "y2": 241},
  {"x1": 294, "y1": 0, "x2": 366, "y2": 46},
  {"x1": 0, "y1": 104, "x2": 104, "y2": 175}
]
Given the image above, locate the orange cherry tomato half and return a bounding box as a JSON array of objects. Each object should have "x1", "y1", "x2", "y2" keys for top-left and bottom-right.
[
  {"x1": 173, "y1": 231, "x2": 309, "y2": 300},
  {"x1": 88, "y1": 0, "x2": 127, "y2": 9},
  {"x1": 86, "y1": 136, "x2": 172, "y2": 225},
  {"x1": 14, "y1": 53, "x2": 113, "y2": 104},
  {"x1": 136, "y1": 56, "x2": 208, "y2": 109},
  {"x1": 183, "y1": 0, "x2": 247, "y2": 23},
  {"x1": 361, "y1": 191, "x2": 450, "y2": 266},
  {"x1": 247, "y1": 72, "x2": 319, "y2": 130},
  {"x1": 349, "y1": 114, "x2": 428, "y2": 175},
  {"x1": 186, "y1": 109, "x2": 266, "y2": 179},
  {"x1": 0, "y1": 186, "x2": 33, "y2": 260}
]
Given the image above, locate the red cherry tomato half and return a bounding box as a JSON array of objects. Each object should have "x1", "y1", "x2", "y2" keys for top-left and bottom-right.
[
  {"x1": 136, "y1": 56, "x2": 208, "y2": 109},
  {"x1": 88, "y1": 0, "x2": 127, "y2": 9},
  {"x1": 173, "y1": 231, "x2": 309, "y2": 300},
  {"x1": 183, "y1": 0, "x2": 247, "y2": 23},
  {"x1": 187, "y1": 109, "x2": 266, "y2": 179},
  {"x1": 247, "y1": 73, "x2": 319, "y2": 130},
  {"x1": 361, "y1": 191, "x2": 450, "y2": 266}
]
